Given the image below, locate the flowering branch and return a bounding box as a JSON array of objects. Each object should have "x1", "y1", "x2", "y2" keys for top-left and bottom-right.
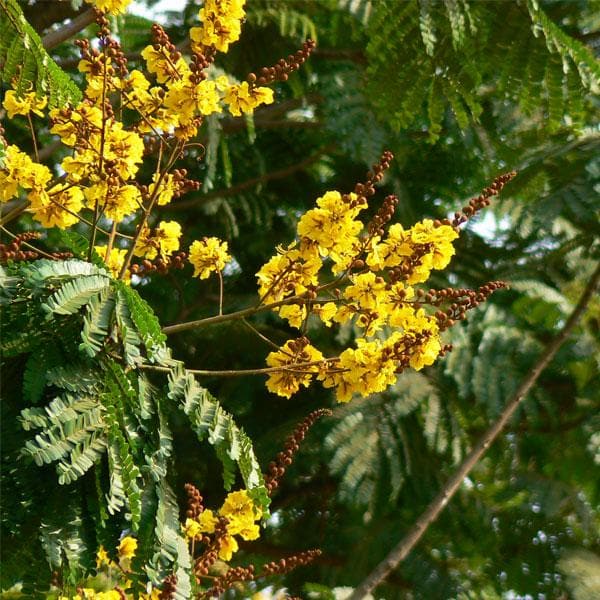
[{"x1": 347, "y1": 260, "x2": 600, "y2": 600}]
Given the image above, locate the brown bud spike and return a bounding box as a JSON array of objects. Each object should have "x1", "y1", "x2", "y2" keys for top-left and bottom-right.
[{"x1": 264, "y1": 409, "x2": 332, "y2": 494}]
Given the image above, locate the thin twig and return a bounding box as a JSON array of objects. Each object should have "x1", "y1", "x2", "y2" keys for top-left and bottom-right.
[
  {"x1": 347, "y1": 261, "x2": 600, "y2": 600},
  {"x1": 138, "y1": 357, "x2": 339, "y2": 377},
  {"x1": 217, "y1": 269, "x2": 224, "y2": 316},
  {"x1": 0, "y1": 226, "x2": 56, "y2": 260},
  {"x1": 26, "y1": 114, "x2": 39, "y2": 162},
  {"x1": 241, "y1": 318, "x2": 282, "y2": 351},
  {"x1": 162, "y1": 278, "x2": 346, "y2": 335},
  {"x1": 118, "y1": 140, "x2": 181, "y2": 279}
]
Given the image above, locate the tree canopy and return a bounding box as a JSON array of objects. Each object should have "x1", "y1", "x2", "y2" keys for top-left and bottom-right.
[{"x1": 1, "y1": 0, "x2": 599, "y2": 598}]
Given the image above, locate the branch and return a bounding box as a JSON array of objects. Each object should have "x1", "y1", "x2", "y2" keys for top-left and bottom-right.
[
  {"x1": 348, "y1": 261, "x2": 600, "y2": 600},
  {"x1": 42, "y1": 8, "x2": 96, "y2": 50},
  {"x1": 24, "y1": 0, "x2": 85, "y2": 34},
  {"x1": 161, "y1": 294, "x2": 308, "y2": 335},
  {"x1": 167, "y1": 144, "x2": 335, "y2": 211}
]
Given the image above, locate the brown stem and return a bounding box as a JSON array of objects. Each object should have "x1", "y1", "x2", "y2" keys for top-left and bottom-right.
[
  {"x1": 41, "y1": 8, "x2": 96, "y2": 50},
  {"x1": 348, "y1": 261, "x2": 600, "y2": 600},
  {"x1": 105, "y1": 221, "x2": 118, "y2": 260},
  {"x1": 162, "y1": 277, "x2": 346, "y2": 335},
  {"x1": 26, "y1": 113, "x2": 39, "y2": 162},
  {"x1": 138, "y1": 356, "x2": 339, "y2": 378},
  {"x1": 217, "y1": 269, "x2": 224, "y2": 316},
  {"x1": 118, "y1": 140, "x2": 181, "y2": 279}
]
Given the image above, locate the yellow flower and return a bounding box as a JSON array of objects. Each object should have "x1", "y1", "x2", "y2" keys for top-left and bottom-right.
[
  {"x1": 265, "y1": 340, "x2": 324, "y2": 398},
  {"x1": 217, "y1": 534, "x2": 238, "y2": 561},
  {"x1": 223, "y1": 82, "x2": 274, "y2": 116},
  {"x1": 220, "y1": 490, "x2": 261, "y2": 521},
  {"x1": 96, "y1": 546, "x2": 111, "y2": 569},
  {"x1": 197, "y1": 509, "x2": 218, "y2": 534},
  {"x1": 190, "y1": 0, "x2": 246, "y2": 53},
  {"x1": 296, "y1": 191, "x2": 364, "y2": 274},
  {"x1": 312, "y1": 302, "x2": 338, "y2": 327},
  {"x1": 85, "y1": 0, "x2": 132, "y2": 15},
  {"x1": 141, "y1": 46, "x2": 189, "y2": 84},
  {"x1": 136, "y1": 220, "x2": 182, "y2": 260},
  {"x1": 85, "y1": 183, "x2": 141, "y2": 222},
  {"x1": 118, "y1": 535, "x2": 138, "y2": 560},
  {"x1": 221, "y1": 491, "x2": 261, "y2": 540},
  {"x1": 2, "y1": 90, "x2": 47, "y2": 118},
  {"x1": 182, "y1": 517, "x2": 203, "y2": 540},
  {"x1": 29, "y1": 183, "x2": 84, "y2": 229},
  {"x1": 95, "y1": 246, "x2": 129, "y2": 280},
  {"x1": 188, "y1": 237, "x2": 231, "y2": 279},
  {"x1": 0, "y1": 146, "x2": 52, "y2": 201},
  {"x1": 256, "y1": 242, "x2": 321, "y2": 304},
  {"x1": 148, "y1": 173, "x2": 179, "y2": 206}
]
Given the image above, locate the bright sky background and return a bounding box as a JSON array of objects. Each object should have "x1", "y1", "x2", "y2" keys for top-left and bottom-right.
[{"x1": 130, "y1": 0, "x2": 187, "y2": 23}]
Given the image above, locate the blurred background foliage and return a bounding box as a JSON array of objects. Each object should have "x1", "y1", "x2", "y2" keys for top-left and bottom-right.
[{"x1": 2, "y1": 0, "x2": 599, "y2": 598}]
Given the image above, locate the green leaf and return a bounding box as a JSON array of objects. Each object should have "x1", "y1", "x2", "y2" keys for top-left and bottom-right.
[
  {"x1": 0, "y1": 0, "x2": 82, "y2": 107},
  {"x1": 168, "y1": 365, "x2": 269, "y2": 510},
  {"x1": 42, "y1": 275, "x2": 110, "y2": 317}
]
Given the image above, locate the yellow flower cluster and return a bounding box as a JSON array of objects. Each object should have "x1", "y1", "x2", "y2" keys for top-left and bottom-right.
[
  {"x1": 59, "y1": 536, "x2": 159, "y2": 600},
  {"x1": 190, "y1": 0, "x2": 246, "y2": 53},
  {"x1": 85, "y1": 0, "x2": 132, "y2": 15},
  {"x1": 258, "y1": 184, "x2": 460, "y2": 402},
  {"x1": 94, "y1": 245, "x2": 129, "y2": 279},
  {"x1": 1, "y1": 0, "x2": 274, "y2": 278},
  {"x1": 188, "y1": 237, "x2": 231, "y2": 279},
  {"x1": 265, "y1": 339, "x2": 324, "y2": 399},
  {"x1": 183, "y1": 489, "x2": 261, "y2": 561},
  {"x1": 135, "y1": 220, "x2": 182, "y2": 260},
  {"x1": 2, "y1": 90, "x2": 46, "y2": 118}
]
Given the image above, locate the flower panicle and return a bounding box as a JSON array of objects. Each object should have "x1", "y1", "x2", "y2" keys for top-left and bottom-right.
[
  {"x1": 259, "y1": 166, "x2": 513, "y2": 402},
  {"x1": 444, "y1": 171, "x2": 517, "y2": 228},
  {"x1": 250, "y1": 39, "x2": 317, "y2": 86},
  {"x1": 264, "y1": 408, "x2": 333, "y2": 494},
  {"x1": 260, "y1": 549, "x2": 322, "y2": 576}
]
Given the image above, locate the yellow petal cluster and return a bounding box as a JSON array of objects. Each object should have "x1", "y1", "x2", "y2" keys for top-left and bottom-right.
[
  {"x1": 257, "y1": 183, "x2": 461, "y2": 401},
  {"x1": 188, "y1": 237, "x2": 231, "y2": 279},
  {"x1": 85, "y1": 0, "x2": 132, "y2": 15},
  {"x1": 95, "y1": 246, "x2": 129, "y2": 280},
  {"x1": 190, "y1": 0, "x2": 246, "y2": 53},
  {"x1": 2, "y1": 90, "x2": 47, "y2": 118},
  {"x1": 266, "y1": 340, "x2": 324, "y2": 398},
  {"x1": 223, "y1": 82, "x2": 274, "y2": 117},
  {"x1": 182, "y1": 489, "x2": 261, "y2": 561},
  {"x1": 136, "y1": 220, "x2": 182, "y2": 260}
]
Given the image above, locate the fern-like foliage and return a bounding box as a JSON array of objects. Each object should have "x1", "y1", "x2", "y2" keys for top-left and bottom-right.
[
  {"x1": 363, "y1": 0, "x2": 599, "y2": 139},
  {"x1": 247, "y1": 5, "x2": 318, "y2": 42},
  {"x1": 0, "y1": 0, "x2": 81, "y2": 106},
  {"x1": 1, "y1": 259, "x2": 267, "y2": 594},
  {"x1": 325, "y1": 371, "x2": 462, "y2": 512},
  {"x1": 168, "y1": 365, "x2": 269, "y2": 510}
]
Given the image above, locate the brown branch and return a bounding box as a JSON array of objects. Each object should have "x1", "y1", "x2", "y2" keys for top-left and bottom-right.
[
  {"x1": 348, "y1": 261, "x2": 600, "y2": 600},
  {"x1": 24, "y1": 1, "x2": 84, "y2": 35},
  {"x1": 42, "y1": 8, "x2": 96, "y2": 50},
  {"x1": 167, "y1": 144, "x2": 335, "y2": 211}
]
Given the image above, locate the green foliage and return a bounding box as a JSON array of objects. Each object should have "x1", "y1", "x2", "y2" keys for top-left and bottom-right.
[
  {"x1": 0, "y1": 259, "x2": 267, "y2": 594},
  {"x1": 168, "y1": 365, "x2": 269, "y2": 510},
  {"x1": 0, "y1": 0, "x2": 81, "y2": 106},
  {"x1": 325, "y1": 371, "x2": 465, "y2": 512},
  {"x1": 364, "y1": 0, "x2": 599, "y2": 137}
]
